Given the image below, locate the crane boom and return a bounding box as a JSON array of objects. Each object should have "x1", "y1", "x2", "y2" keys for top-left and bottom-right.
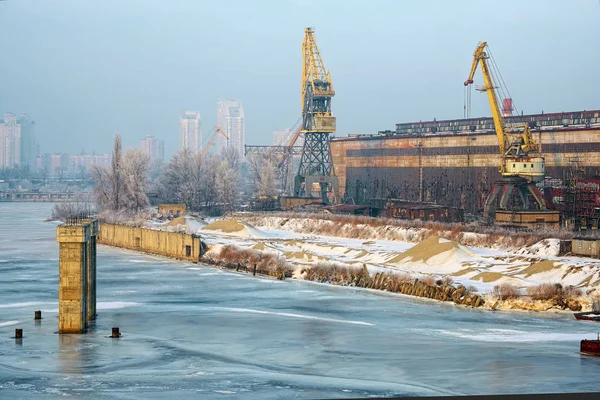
[
  {"x1": 200, "y1": 126, "x2": 227, "y2": 161},
  {"x1": 464, "y1": 42, "x2": 508, "y2": 155}
]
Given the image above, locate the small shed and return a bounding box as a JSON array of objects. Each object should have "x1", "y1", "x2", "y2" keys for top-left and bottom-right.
[
  {"x1": 572, "y1": 237, "x2": 600, "y2": 259},
  {"x1": 158, "y1": 204, "x2": 187, "y2": 217}
]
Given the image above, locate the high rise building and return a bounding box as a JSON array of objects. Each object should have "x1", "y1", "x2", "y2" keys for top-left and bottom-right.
[
  {"x1": 140, "y1": 135, "x2": 165, "y2": 163},
  {"x1": 67, "y1": 153, "x2": 111, "y2": 174},
  {"x1": 179, "y1": 111, "x2": 202, "y2": 155},
  {"x1": 50, "y1": 153, "x2": 69, "y2": 176},
  {"x1": 217, "y1": 99, "x2": 245, "y2": 161},
  {"x1": 18, "y1": 114, "x2": 37, "y2": 171},
  {"x1": 0, "y1": 113, "x2": 21, "y2": 168}
]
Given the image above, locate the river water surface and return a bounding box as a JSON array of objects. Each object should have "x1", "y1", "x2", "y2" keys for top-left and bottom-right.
[{"x1": 1, "y1": 203, "x2": 600, "y2": 399}]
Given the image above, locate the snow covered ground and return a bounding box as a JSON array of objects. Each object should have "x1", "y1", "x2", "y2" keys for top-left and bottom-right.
[{"x1": 190, "y1": 216, "x2": 600, "y2": 301}]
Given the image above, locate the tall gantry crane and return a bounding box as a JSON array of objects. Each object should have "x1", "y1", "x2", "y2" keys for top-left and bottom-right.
[
  {"x1": 464, "y1": 41, "x2": 546, "y2": 221},
  {"x1": 293, "y1": 27, "x2": 338, "y2": 204}
]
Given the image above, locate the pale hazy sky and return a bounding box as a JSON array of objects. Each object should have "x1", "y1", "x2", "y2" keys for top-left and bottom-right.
[{"x1": 0, "y1": 0, "x2": 598, "y2": 158}]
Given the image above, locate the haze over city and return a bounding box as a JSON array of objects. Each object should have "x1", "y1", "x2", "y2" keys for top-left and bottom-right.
[{"x1": 0, "y1": 0, "x2": 597, "y2": 158}]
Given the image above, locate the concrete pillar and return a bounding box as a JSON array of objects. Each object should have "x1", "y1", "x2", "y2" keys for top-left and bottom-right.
[
  {"x1": 56, "y1": 223, "x2": 90, "y2": 334},
  {"x1": 82, "y1": 220, "x2": 98, "y2": 321}
]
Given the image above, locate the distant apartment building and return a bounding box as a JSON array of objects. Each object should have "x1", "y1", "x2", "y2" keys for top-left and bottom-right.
[
  {"x1": 35, "y1": 152, "x2": 111, "y2": 177},
  {"x1": 68, "y1": 153, "x2": 111, "y2": 174},
  {"x1": 0, "y1": 113, "x2": 21, "y2": 168},
  {"x1": 18, "y1": 115, "x2": 36, "y2": 171},
  {"x1": 140, "y1": 135, "x2": 165, "y2": 163},
  {"x1": 217, "y1": 99, "x2": 245, "y2": 161},
  {"x1": 180, "y1": 111, "x2": 202, "y2": 155},
  {"x1": 0, "y1": 113, "x2": 38, "y2": 170},
  {"x1": 51, "y1": 153, "x2": 69, "y2": 176}
]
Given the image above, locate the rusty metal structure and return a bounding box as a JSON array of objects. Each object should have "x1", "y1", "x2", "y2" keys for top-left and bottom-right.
[{"x1": 330, "y1": 110, "x2": 600, "y2": 219}]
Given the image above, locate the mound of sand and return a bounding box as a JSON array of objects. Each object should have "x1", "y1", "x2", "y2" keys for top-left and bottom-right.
[
  {"x1": 167, "y1": 216, "x2": 187, "y2": 227},
  {"x1": 201, "y1": 219, "x2": 269, "y2": 239},
  {"x1": 202, "y1": 219, "x2": 246, "y2": 233},
  {"x1": 519, "y1": 260, "x2": 560, "y2": 278},
  {"x1": 389, "y1": 236, "x2": 467, "y2": 264}
]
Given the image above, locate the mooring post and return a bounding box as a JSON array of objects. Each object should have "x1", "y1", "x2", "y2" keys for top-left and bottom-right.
[
  {"x1": 253, "y1": 264, "x2": 257, "y2": 276},
  {"x1": 34, "y1": 310, "x2": 42, "y2": 320},
  {"x1": 110, "y1": 327, "x2": 121, "y2": 338},
  {"x1": 15, "y1": 329, "x2": 23, "y2": 339}
]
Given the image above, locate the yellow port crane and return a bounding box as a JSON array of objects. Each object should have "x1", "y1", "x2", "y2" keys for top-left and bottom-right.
[
  {"x1": 464, "y1": 41, "x2": 545, "y2": 182},
  {"x1": 464, "y1": 41, "x2": 547, "y2": 220},
  {"x1": 294, "y1": 27, "x2": 338, "y2": 203},
  {"x1": 200, "y1": 126, "x2": 228, "y2": 162}
]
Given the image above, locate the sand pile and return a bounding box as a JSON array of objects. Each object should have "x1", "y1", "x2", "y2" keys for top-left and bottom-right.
[
  {"x1": 167, "y1": 216, "x2": 187, "y2": 227},
  {"x1": 389, "y1": 236, "x2": 470, "y2": 264},
  {"x1": 202, "y1": 219, "x2": 268, "y2": 238}
]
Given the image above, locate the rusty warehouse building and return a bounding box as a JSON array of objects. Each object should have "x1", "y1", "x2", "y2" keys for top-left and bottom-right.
[{"x1": 330, "y1": 110, "x2": 600, "y2": 215}]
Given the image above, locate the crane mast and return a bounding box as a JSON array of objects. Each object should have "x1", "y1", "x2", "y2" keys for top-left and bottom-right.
[{"x1": 294, "y1": 27, "x2": 338, "y2": 203}]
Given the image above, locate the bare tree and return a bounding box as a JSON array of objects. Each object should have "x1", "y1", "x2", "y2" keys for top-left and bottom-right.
[
  {"x1": 247, "y1": 153, "x2": 277, "y2": 197},
  {"x1": 215, "y1": 159, "x2": 240, "y2": 212},
  {"x1": 258, "y1": 159, "x2": 277, "y2": 196},
  {"x1": 156, "y1": 148, "x2": 197, "y2": 207},
  {"x1": 90, "y1": 164, "x2": 111, "y2": 210},
  {"x1": 91, "y1": 134, "x2": 150, "y2": 213},
  {"x1": 197, "y1": 155, "x2": 220, "y2": 209},
  {"x1": 110, "y1": 134, "x2": 125, "y2": 211},
  {"x1": 122, "y1": 149, "x2": 150, "y2": 211},
  {"x1": 52, "y1": 195, "x2": 96, "y2": 221}
]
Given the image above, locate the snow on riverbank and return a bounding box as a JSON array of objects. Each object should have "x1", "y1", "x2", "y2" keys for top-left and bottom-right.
[{"x1": 200, "y1": 216, "x2": 600, "y2": 300}]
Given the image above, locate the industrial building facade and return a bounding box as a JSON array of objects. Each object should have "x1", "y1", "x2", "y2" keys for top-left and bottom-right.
[{"x1": 330, "y1": 110, "x2": 600, "y2": 215}]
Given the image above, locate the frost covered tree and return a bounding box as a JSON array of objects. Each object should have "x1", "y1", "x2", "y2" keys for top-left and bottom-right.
[
  {"x1": 247, "y1": 153, "x2": 277, "y2": 197},
  {"x1": 156, "y1": 148, "x2": 196, "y2": 207},
  {"x1": 215, "y1": 159, "x2": 240, "y2": 212},
  {"x1": 122, "y1": 149, "x2": 150, "y2": 211},
  {"x1": 90, "y1": 134, "x2": 150, "y2": 213}
]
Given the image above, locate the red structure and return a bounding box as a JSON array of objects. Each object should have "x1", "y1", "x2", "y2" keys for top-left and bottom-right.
[
  {"x1": 544, "y1": 177, "x2": 600, "y2": 230},
  {"x1": 502, "y1": 98, "x2": 514, "y2": 117},
  {"x1": 581, "y1": 339, "x2": 600, "y2": 355}
]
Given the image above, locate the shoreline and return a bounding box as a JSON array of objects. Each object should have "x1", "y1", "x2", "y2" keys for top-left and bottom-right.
[{"x1": 98, "y1": 241, "x2": 585, "y2": 319}]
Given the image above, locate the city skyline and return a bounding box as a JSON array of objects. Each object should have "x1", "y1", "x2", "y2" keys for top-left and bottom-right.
[{"x1": 0, "y1": 1, "x2": 598, "y2": 158}]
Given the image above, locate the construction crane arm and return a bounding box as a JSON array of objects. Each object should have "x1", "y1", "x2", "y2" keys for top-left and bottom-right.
[
  {"x1": 199, "y1": 126, "x2": 227, "y2": 162},
  {"x1": 278, "y1": 126, "x2": 303, "y2": 165},
  {"x1": 464, "y1": 41, "x2": 508, "y2": 156},
  {"x1": 464, "y1": 42, "x2": 486, "y2": 87}
]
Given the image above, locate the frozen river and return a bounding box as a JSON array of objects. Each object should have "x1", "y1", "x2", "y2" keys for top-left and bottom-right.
[{"x1": 1, "y1": 203, "x2": 600, "y2": 399}]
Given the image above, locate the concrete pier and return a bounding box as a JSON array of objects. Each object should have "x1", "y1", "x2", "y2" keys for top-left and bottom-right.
[
  {"x1": 56, "y1": 219, "x2": 98, "y2": 334},
  {"x1": 83, "y1": 219, "x2": 98, "y2": 322}
]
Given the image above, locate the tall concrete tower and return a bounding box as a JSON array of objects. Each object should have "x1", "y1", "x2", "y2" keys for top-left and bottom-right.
[
  {"x1": 0, "y1": 113, "x2": 21, "y2": 168},
  {"x1": 179, "y1": 111, "x2": 202, "y2": 155},
  {"x1": 216, "y1": 99, "x2": 245, "y2": 161}
]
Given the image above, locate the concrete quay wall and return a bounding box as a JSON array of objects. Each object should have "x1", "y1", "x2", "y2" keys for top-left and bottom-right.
[{"x1": 97, "y1": 223, "x2": 203, "y2": 262}]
